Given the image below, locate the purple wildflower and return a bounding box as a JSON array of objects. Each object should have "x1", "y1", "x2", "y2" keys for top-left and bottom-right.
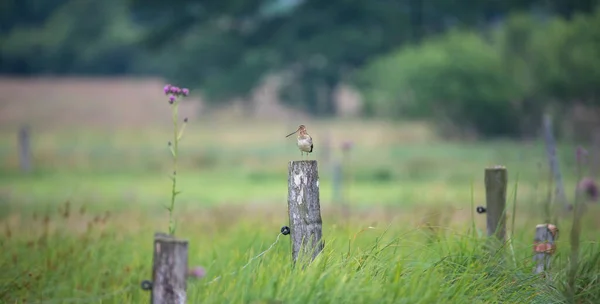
[
  {"x1": 170, "y1": 86, "x2": 181, "y2": 95},
  {"x1": 182, "y1": 88, "x2": 189, "y2": 96},
  {"x1": 168, "y1": 95, "x2": 176, "y2": 104},
  {"x1": 341, "y1": 141, "x2": 354, "y2": 152},
  {"x1": 163, "y1": 84, "x2": 172, "y2": 95},
  {"x1": 187, "y1": 266, "x2": 206, "y2": 279},
  {"x1": 578, "y1": 177, "x2": 598, "y2": 202}
]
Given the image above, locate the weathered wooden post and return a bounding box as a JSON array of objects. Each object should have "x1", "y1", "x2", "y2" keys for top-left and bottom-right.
[
  {"x1": 288, "y1": 160, "x2": 324, "y2": 264},
  {"x1": 18, "y1": 125, "x2": 31, "y2": 172},
  {"x1": 151, "y1": 232, "x2": 188, "y2": 304},
  {"x1": 533, "y1": 224, "x2": 558, "y2": 275},
  {"x1": 484, "y1": 166, "x2": 508, "y2": 242}
]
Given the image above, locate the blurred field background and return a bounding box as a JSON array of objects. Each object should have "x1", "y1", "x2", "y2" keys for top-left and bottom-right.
[{"x1": 1, "y1": 1, "x2": 600, "y2": 303}]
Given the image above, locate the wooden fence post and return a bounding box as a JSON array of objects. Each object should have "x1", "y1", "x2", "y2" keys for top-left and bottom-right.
[
  {"x1": 151, "y1": 232, "x2": 188, "y2": 304},
  {"x1": 320, "y1": 132, "x2": 331, "y2": 165},
  {"x1": 591, "y1": 130, "x2": 600, "y2": 179},
  {"x1": 332, "y1": 160, "x2": 342, "y2": 204},
  {"x1": 533, "y1": 224, "x2": 558, "y2": 275},
  {"x1": 543, "y1": 114, "x2": 569, "y2": 210},
  {"x1": 18, "y1": 125, "x2": 32, "y2": 172},
  {"x1": 287, "y1": 160, "x2": 324, "y2": 264},
  {"x1": 484, "y1": 166, "x2": 508, "y2": 242}
]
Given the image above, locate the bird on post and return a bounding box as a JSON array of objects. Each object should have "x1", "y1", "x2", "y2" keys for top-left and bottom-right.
[{"x1": 286, "y1": 124, "x2": 313, "y2": 159}]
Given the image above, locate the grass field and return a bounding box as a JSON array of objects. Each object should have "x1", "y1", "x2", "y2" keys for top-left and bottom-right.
[{"x1": 1, "y1": 78, "x2": 599, "y2": 303}]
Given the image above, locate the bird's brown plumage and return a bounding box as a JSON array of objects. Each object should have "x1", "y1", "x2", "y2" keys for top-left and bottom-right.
[{"x1": 286, "y1": 124, "x2": 313, "y2": 159}]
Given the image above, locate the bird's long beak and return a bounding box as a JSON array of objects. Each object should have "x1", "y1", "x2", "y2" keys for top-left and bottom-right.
[{"x1": 285, "y1": 130, "x2": 298, "y2": 138}]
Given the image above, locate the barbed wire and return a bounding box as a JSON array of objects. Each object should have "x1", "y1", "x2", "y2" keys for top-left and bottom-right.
[
  {"x1": 204, "y1": 232, "x2": 283, "y2": 285},
  {"x1": 6, "y1": 230, "x2": 285, "y2": 302}
]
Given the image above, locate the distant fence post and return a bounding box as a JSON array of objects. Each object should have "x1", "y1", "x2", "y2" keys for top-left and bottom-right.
[
  {"x1": 340, "y1": 141, "x2": 354, "y2": 215},
  {"x1": 543, "y1": 114, "x2": 569, "y2": 211},
  {"x1": 591, "y1": 130, "x2": 600, "y2": 178},
  {"x1": 151, "y1": 232, "x2": 188, "y2": 304},
  {"x1": 332, "y1": 160, "x2": 343, "y2": 204},
  {"x1": 533, "y1": 224, "x2": 558, "y2": 275},
  {"x1": 18, "y1": 125, "x2": 32, "y2": 172},
  {"x1": 287, "y1": 160, "x2": 324, "y2": 265},
  {"x1": 320, "y1": 132, "x2": 331, "y2": 165},
  {"x1": 484, "y1": 166, "x2": 508, "y2": 242}
]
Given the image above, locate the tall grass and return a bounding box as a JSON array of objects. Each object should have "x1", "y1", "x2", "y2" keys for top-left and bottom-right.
[{"x1": 1, "y1": 194, "x2": 598, "y2": 303}]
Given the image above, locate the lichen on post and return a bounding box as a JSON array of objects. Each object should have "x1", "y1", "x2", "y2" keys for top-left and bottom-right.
[{"x1": 287, "y1": 160, "x2": 324, "y2": 265}]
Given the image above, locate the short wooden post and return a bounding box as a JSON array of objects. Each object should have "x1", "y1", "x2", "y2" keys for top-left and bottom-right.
[
  {"x1": 18, "y1": 125, "x2": 31, "y2": 172},
  {"x1": 533, "y1": 224, "x2": 558, "y2": 275},
  {"x1": 287, "y1": 160, "x2": 324, "y2": 264},
  {"x1": 151, "y1": 232, "x2": 188, "y2": 304},
  {"x1": 484, "y1": 166, "x2": 508, "y2": 242}
]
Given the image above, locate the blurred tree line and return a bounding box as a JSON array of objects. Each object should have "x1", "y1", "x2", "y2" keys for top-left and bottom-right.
[
  {"x1": 1, "y1": 0, "x2": 599, "y2": 138},
  {"x1": 356, "y1": 4, "x2": 600, "y2": 139}
]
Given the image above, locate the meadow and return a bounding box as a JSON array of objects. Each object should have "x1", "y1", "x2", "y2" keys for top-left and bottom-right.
[{"x1": 1, "y1": 79, "x2": 599, "y2": 303}]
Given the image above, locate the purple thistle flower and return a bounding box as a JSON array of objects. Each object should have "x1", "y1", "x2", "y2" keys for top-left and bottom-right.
[
  {"x1": 170, "y1": 86, "x2": 181, "y2": 95},
  {"x1": 182, "y1": 88, "x2": 190, "y2": 96},
  {"x1": 168, "y1": 95, "x2": 176, "y2": 104},
  {"x1": 341, "y1": 141, "x2": 354, "y2": 152},
  {"x1": 578, "y1": 177, "x2": 598, "y2": 202},
  {"x1": 163, "y1": 84, "x2": 172, "y2": 95},
  {"x1": 187, "y1": 266, "x2": 206, "y2": 279}
]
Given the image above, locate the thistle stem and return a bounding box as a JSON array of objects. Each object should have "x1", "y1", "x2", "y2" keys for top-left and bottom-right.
[{"x1": 169, "y1": 102, "x2": 179, "y2": 236}]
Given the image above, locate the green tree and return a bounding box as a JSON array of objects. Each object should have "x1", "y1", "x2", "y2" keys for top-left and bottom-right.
[
  {"x1": 356, "y1": 30, "x2": 521, "y2": 137},
  {"x1": 356, "y1": 6, "x2": 600, "y2": 138},
  {"x1": 0, "y1": 0, "x2": 140, "y2": 74},
  {"x1": 2, "y1": 0, "x2": 598, "y2": 118},
  {"x1": 128, "y1": 0, "x2": 554, "y2": 115}
]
